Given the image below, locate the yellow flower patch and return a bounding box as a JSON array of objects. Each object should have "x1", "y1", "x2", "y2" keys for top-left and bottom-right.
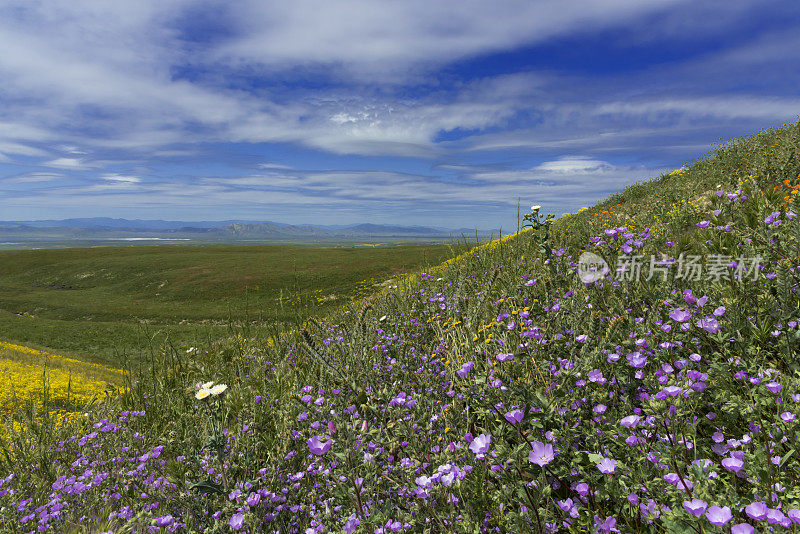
[{"x1": 0, "y1": 341, "x2": 122, "y2": 417}]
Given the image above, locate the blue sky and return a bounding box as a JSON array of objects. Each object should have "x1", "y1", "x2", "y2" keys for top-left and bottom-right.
[{"x1": 1, "y1": 0, "x2": 799, "y2": 229}]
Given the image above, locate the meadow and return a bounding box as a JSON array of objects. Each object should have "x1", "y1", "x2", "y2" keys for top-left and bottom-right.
[
  {"x1": 1, "y1": 120, "x2": 799, "y2": 533},
  {"x1": 0, "y1": 243, "x2": 460, "y2": 365}
]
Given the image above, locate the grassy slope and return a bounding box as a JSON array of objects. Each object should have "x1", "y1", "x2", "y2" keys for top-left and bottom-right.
[
  {"x1": 2, "y1": 121, "x2": 799, "y2": 532},
  {"x1": 0, "y1": 243, "x2": 460, "y2": 364}
]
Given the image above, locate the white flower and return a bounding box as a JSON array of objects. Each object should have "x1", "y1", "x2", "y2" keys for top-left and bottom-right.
[
  {"x1": 379, "y1": 315, "x2": 387, "y2": 322},
  {"x1": 210, "y1": 384, "x2": 228, "y2": 396},
  {"x1": 531, "y1": 205, "x2": 541, "y2": 211},
  {"x1": 195, "y1": 389, "x2": 211, "y2": 400},
  {"x1": 201, "y1": 381, "x2": 214, "y2": 389}
]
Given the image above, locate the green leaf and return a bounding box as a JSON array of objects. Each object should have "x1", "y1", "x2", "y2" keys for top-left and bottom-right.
[
  {"x1": 587, "y1": 453, "x2": 604, "y2": 464},
  {"x1": 780, "y1": 448, "x2": 795, "y2": 468},
  {"x1": 188, "y1": 478, "x2": 225, "y2": 495}
]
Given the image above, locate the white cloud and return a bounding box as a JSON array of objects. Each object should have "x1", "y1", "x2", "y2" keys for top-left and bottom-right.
[
  {"x1": 58, "y1": 145, "x2": 89, "y2": 155},
  {"x1": 533, "y1": 157, "x2": 615, "y2": 174},
  {"x1": 43, "y1": 157, "x2": 94, "y2": 170},
  {"x1": 257, "y1": 163, "x2": 294, "y2": 170},
  {"x1": 218, "y1": 0, "x2": 688, "y2": 74},
  {"x1": 595, "y1": 97, "x2": 800, "y2": 122},
  {"x1": 101, "y1": 173, "x2": 141, "y2": 183},
  {"x1": 2, "y1": 172, "x2": 63, "y2": 183},
  {"x1": 0, "y1": 0, "x2": 721, "y2": 160}
]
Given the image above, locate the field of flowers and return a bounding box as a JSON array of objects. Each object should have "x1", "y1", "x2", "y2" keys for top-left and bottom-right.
[
  {"x1": 0, "y1": 341, "x2": 122, "y2": 417},
  {"x1": 0, "y1": 121, "x2": 799, "y2": 533}
]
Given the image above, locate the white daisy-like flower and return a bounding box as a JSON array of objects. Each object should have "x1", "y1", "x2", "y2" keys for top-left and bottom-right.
[
  {"x1": 210, "y1": 384, "x2": 228, "y2": 396},
  {"x1": 201, "y1": 381, "x2": 214, "y2": 389},
  {"x1": 531, "y1": 205, "x2": 541, "y2": 211},
  {"x1": 195, "y1": 389, "x2": 211, "y2": 400}
]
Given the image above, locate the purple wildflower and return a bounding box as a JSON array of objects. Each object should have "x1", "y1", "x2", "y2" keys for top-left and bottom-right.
[
  {"x1": 722, "y1": 457, "x2": 744, "y2": 472},
  {"x1": 620, "y1": 415, "x2": 640, "y2": 428},
  {"x1": 766, "y1": 508, "x2": 789, "y2": 526},
  {"x1": 669, "y1": 308, "x2": 692, "y2": 323},
  {"x1": 594, "y1": 515, "x2": 617, "y2": 533},
  {"x1": 695, "y1": 316, "x2": 721, "y2": 334},
  {"x1": 229, "y1": 513, "x2": 245, "y2": 530},
  {"x1": 683, "y1": 499, "x2": 708, "y2": 517},
  {"x1": 766, "y1": 381, "x2": 783, "y2": 393},
  {"x1": 788, "y1": 509, "x2": 800, "y2": 524},
  {"x1": 597, "y1": 458, "x2": 617, "y2": 474},
  {"x1": 706, "y1": 506, "x2": 732, "y2": 525},
  {"x1": 684, "y1": 289, "x2": 697, "y2": 305},
  {"x1": 504, "y1": 409, "x2": 524, "y2": 424},
  {"x1": 456, "y1": 361, "x2": 474, "y2": 378},
  {"x1": 469, "y1": 434, "x2": 492, "y2": 455},
  {"x1": 745, "y1": 502, "x2": 768, "y2": 521},
  {"x1": 307, "y1": 435, "x2": 333, "y2": 456},
  {"x1": 528, "y1": 442, "x2": 555, "y2": 467},
  {"x1": 343, "y1": 514, "x2": 361, "y2": 533}
]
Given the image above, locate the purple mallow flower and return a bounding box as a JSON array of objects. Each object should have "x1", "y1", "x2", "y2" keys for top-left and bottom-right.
[
  {"x1": 620, "y1": 415, "x2": 640, "y2": 428},
  {"x1": 696, "y1": 316, "x2": 721, "y2": 334},
  {"x1": 767, "y1": 508, "x2": 789, "y2": 526},
  {"x1": 766, "y1": 381, "x2": 783, "y2": 393},
  {"x1": 706, "y1": 506, "x2": 733, "y2": 525},
  {"x1": 597, "y1": 458, "x2": 617, "y2": 474},
  {"x1": 788, "y1": 509, "x2": 800, "y2": 524},
  {"x1": 469, "y1": 434, "x2": 492, "y2": 455},
  {"x1": 229, "y1": 512, "x2": 245, "y2": 530},
  {"x1": 669, "y1": 308, "x2": 692, "y2": 323},
  {"x1": 683, "y1": 499, "x2": 708, "y2": 517},
  {"x1": 456, "y1": 361, "x2": 474, "y2": 378},
  {"x1": 528, "y1": 441, "x2": 555, "y2": 467},
  {"x1": 745, "y1": 502, "x2": 767, "y2": 521},
  {"x1": 307, "y1": 435, "x2": 333, "y2": 456},
  {"x1": 504, "y1": 409, "x2": 524, "y2": 424},
  {"x1": 721, "y1": 457, "x2": 744, "y2": 472},
  {"x1": 594, "y1": 515, "x2": 617, "y2": 533}
]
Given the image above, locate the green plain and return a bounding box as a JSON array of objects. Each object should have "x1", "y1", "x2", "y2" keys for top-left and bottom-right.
[{"x1": 0, "y1": 243, "x2": 462, "y2": 365}]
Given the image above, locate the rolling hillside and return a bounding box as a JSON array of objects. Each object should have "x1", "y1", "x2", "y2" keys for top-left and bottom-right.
[{"x1": 1, "y1": 121, "x2": 799, "y2": 532}]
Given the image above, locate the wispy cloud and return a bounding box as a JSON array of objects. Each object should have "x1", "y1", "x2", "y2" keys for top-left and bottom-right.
[
  {"x1": 42, "y1": 157, "x2": 97, "y2": 170},
  {"x1": 2, "y1": 172, "x2": 63, "y2": 184},
  {"x1": 101, "y1": 174, "x2": 141, "y2": 183}
]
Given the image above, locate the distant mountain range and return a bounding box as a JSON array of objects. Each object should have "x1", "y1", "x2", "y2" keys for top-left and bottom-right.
[{"x1": 0, "y1": 218, "x2": 499, "y2": 242}]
